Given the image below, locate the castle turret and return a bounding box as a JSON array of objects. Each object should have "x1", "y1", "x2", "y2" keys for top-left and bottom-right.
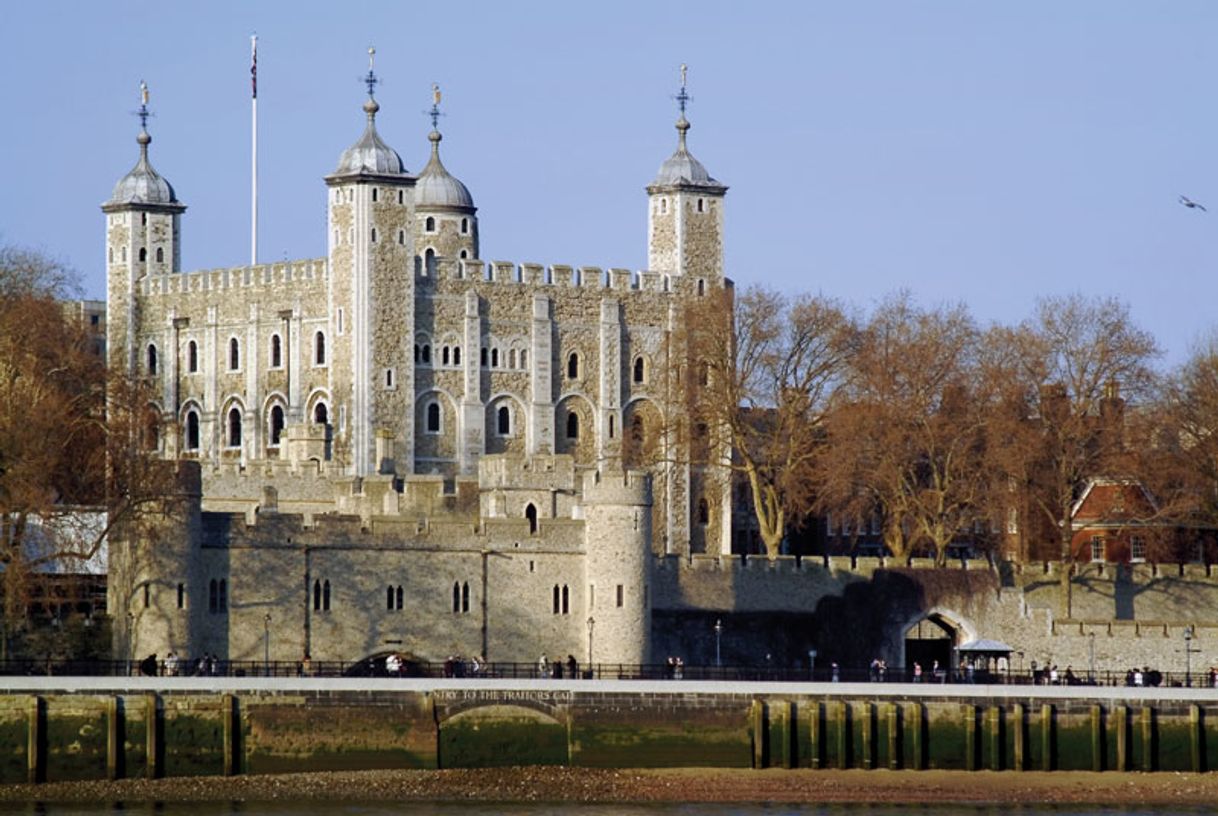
[
  {"x1": 646, "y1": 65, "x2": 727, "y2": 282},
  {"x1": 102, "y1": 81, "x2": 185, "y2": 375},
  {"x1": 582, "y1": 468, "x2": 653, "y2": 665},
  {"x1": 324, "y1": 49, "x2": 417, "y2": 476},
  {"x1": 413, "y1": 85, "x2": 478, "y2": 273}
]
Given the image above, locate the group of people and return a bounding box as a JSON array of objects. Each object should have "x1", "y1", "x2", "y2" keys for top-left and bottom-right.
[
  {"x1": 139, "y1": 651, "x2": 220, "y2": 677},
  {"x1": 536, "y1": 653, "x2": 582, "y2": 679}
]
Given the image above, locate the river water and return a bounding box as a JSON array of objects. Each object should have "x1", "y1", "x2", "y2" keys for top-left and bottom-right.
[{"x1": 0, "y1": 805, "x2": 1212, "y2": 816}]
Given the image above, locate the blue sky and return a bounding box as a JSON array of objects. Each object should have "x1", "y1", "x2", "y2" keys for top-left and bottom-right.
[{"x1": 1, "y1": 1, "x2": 1214, "y2": 365}]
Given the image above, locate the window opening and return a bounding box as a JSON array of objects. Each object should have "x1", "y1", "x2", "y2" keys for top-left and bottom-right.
[
  {"x1": 270, "y1": 405, "x2": 285, "y2": 445},
  {"x1": 561, "y1": 585, "x2": 569, "y2": 615},
  {"x1": 698, "y1": 499, "x2": 710, "y2": 525},
  {"x1": 177, "y1": 583, "x2": 185, "y2": 609},
  {"x1": 452, "y1": 582, "x2": 461, "y2": 613},
  {"x1": 497, "y1": 405, "x2": 511, "y2": 435},
  {"x1": 314, "y1": 403, "x2": 328, "y2": 425},
  {"x1": 491, "y1": 348, "x2": 498, "y2": 367},
  {"x1": 228, "y1": 407, "x2": 242, "y2": 447},
  {"x1": 229, "y1": 338, "x2": 240, "y2": 371},
  {"x1": 616, "y1": 584, "x2": 624, "y2": 607},
  {"x1": 422, "y1": 344, "x2": 431, "y2": 364},
  {"x1": 156, "y1": 247, "x2": 164, "y2": 263},
  {"x1": 322, "y1": 580, "x2": 331, "y2": 610},
  {"x1": 552, "y1": 585, "x2": 560, "y2": 614},
  {"x1": 427, "y1": 401, "x2": 441, "y2": 433},
  {"x1": 185, "y1": 411, "x2": 200, "y2": 451},
  {"x1": 442, "y1": 346, "x2": 450, "y2": 366},
  {"x1": 454, "y1": 346, "x2": 461, "y2": 365},
  {"x1": 526, "y1": 503, "x2": 538, "y2": 535},
  {"x1": 395, "y1": 586, "x2": 404, "y2": 610},
  {"x1": 461, "y1": 218, "x2": 468, "y2": 234},
  {"x1": 633, "y1": 357, "x2": 645, "y2": 384},
  {"x1": 567, "y1": 353, "x2": 579, "y2": 379},
  {"x1": 315, "y1": 332, "x2": 326, "y2": 365},
  {"x1": 566, "y1": 412, "x2": 579, "y2": 440},
  {"x1": 138, "y1": 247, "x2": 146, "y2": 262},
  {"x1": 271, "y1": 334, "x2": 281, "y2": 368},
  {"x1": 426, "y1": 216, "x2": 435, "y2": 232},
  {"x1": 462, "y1": 582, "x2": 470, "y2": 613},
  {"x1": 147, "y1": 344, "x2": 158, "y2": 376}
]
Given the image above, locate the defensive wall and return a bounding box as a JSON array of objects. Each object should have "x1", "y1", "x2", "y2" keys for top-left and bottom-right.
[{"x1": 1, "y1": 677, "x2": 1217, "y2": 783}]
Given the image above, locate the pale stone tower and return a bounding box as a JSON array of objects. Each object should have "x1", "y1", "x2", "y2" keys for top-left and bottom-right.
[
  {"x1": 646, "y1": 66, "x2": 727, "y2": 282},
  {"x1": 102, "y1": 82, "x2": 185, "y2": 378},
  {"x1": 412, "y1": 85, "x2": 478, "y2": 273},
  {"x1": 323, "y1": 50, "x2": 417, "y2": 476},
  {"x1": 582, "y1": 468, "x2": 653, "y2": 665}
]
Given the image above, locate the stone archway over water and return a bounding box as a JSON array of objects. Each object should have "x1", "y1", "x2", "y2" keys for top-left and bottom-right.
[{"x1": 900, "y1": 608, "x2": 977, "y2": 675}]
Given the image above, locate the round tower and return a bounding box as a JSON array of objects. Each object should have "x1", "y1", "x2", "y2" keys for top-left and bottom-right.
[
  {"x1": 646, "y1": 65, "x2": 727, "y2": 281},
  {"x1": 582, "y1": 468, "x2": 653, "y2": 665},
  {"x1": 102, "y1": 81, "x2": 186, "y2": 376},
  {"x1": 323, "y1": 48, "x2": 417, "y2": 476},
  {"x1": 412, "y1": 85, "x2": 478, "y2": 274}
]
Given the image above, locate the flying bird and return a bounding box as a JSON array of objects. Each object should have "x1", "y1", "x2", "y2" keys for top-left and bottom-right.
[{"x1": 1180, "y1": 195, "x2": 1207, "y2": 212}]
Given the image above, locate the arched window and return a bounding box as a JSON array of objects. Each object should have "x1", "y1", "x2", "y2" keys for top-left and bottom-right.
[
  {"x1": 422, "y1": 344, "x2": 431, "y2": 364},
  {"x1": 520, "y1": 350, "x2": 527, "y2": 368},
  {"x1": 229, "y1": 338, "x2": 240, "y2": 371},
  {"x1": 372, "y1": 188, "x2": 378, "y2": 202},
  {"x1": 567, "y1": 353, "x2": 579, "y2": 379},
  {"x1": 452, "y1": 581, "x2": 461, "y2": 613},
  {"x1": 608, "y1": 415, "x2": 615, "y2": 439},
  {"x1": 188, "y1": 340, "x2": 198, "y2": 373},
  {"x1": 453, "y1": 346, "x2": 461, "y2": 365},
  {"x1": 633, "y1": 356, "x2": 645, "y2": 384},
  {"x1": 480, "y1": 348, "x2": 488, "y2": 367},
  {"x1": 490, "y1": 348, "x2": 499, "y2": 368},
  {"x1": 147, "y1": 344, "x2": 158, "y2": 376},
  {"x1": 385, "y1": 368, "x2": 394, "y2": 388},
  {"x1": 185, "y1": 411, "x2": 200, "y2": 451},
  {"x1": 426, "y1": 401, "x2": 441, "y2": 433},
  {"x1": 398, "y1": 230, "x2": 405, "y2": 245},
  {"x1": 313, "y1": 580, "x2": 322, "y2": 611},
  {"x1": 227, "y1": 407, "x2": 242, "y2": 447},
  {"x1": 270, "y1": 334, "x2": 281, "y2": 368},
  {"x1": 697, "y1": 198, "x2": 705, "y2": 213},
  {"x1": 156, "y1": 247, "x2": 164, "y2": 263},
  {"x1": 566, "y1": 412, "x2": 579, "y2": 440},
  {"x1": 414, "y1": 344, "x2": 420, "y2": 363},
  {"x1": 461, "y1": 218, "x2": 469, "y2": 235},
  {"x1": 177, "y1": 583, "x2": 185, "y2": 609},
  {"x1": 497, "y1": 405, "x2": 511, "y2": 435},
  {"x1": 387, "y1": 586, "x2": 395, "y2": 610},
  {"x1": 322, "y1": 580, "x2": 331, "y2": 611},
  {"x1": 553, "y1": 585, "x2": 560, "y2": 615},
  {"x1": 697, "y1": 279, "x2": 706, "y2": 297},
  {"x1": 269, "y1": 405, "x2": 285, "y2": 446},
  {"x1": 442, "y1": 346, "x2": 450, "y2": 366},
  {"x1": 425, "y1": 248, "x2": 436, "y2": 276},
  {"x1": 395, "y1": 585, "x2": 403, "y2": 610},
  {"x1": 561, "y1": 585, "x2": 569, "y2": 615},
  {"x1": 698, "y1": 498, "x2": 710, "y2": 525},
  {"x1": 138, "y1": 247, "x2": 147, "y2": 262},
  {"x1": 462, "y1": 582, "x2": 470, "y2": 613},
  {"x1": 509, "y1": 349, "x2": 516, "y2": 369},
  {"x1": 314, "y1": 403, "x2": 328, "y2": 425},
  {"x1": 315, "y1": 331, "x2": 326, "y2": 365},
  {"x1": 526, "y1": 503, "x2": 538, "y2": 535},
  {"x1": 144, "y1": 409, "x2": 160, "y2": 451},
  {"x1": 426, "y1": 216, "x2": 436, "y2": 233},
  {"x1": 459, "y1": 249, "x2": 468, "y2": 259}
]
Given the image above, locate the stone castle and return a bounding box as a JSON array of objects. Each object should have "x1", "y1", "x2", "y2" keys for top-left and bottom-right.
[{"x1": 104, "y1": 62, "x2": 1218, "y2": 676}]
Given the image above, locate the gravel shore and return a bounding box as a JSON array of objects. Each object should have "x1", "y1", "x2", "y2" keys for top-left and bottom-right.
[{"x1": 1, "y1": 767, "x2": 1217, "y2": 806}]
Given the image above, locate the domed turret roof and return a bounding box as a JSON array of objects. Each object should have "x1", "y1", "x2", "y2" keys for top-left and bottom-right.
[
  {"x1": 333, "y1": 98, "x2": 407, "y2": 177},
  {"x1": 415, "y1": 130, "x2": 474, "y2": 211},
  {"x1": 650, "y1": 116, "x2": 725, "y2": 192},
  {"x1": 109, "y1": 130, "x2": 180, "y2": 206}
]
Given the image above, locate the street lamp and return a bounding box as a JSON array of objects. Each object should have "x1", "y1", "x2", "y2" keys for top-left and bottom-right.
[
  {"x1": 586, "y1": 616, "x2": 594, "y2": 672},
  {"x1": 1184, "y1": 625, "x2": 1199, "y2": 687},
  {"x1": 264, "y1": 613, "x2": 272, "y2": 677},
  {"x1": 713, "y1": 618, "x2": 724, "y2": 668}
]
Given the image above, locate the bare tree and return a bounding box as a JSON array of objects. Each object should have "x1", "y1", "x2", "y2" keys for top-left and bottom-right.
[
  {"x1": 818, "y1": 294, "x2": 988, "y2": 564},
  {"x1": 986, "y1": 294, "x2": 1159, "y2": 614},
  {"x1": 680, "y1": 285, "x2": 855, "y2": 559}
]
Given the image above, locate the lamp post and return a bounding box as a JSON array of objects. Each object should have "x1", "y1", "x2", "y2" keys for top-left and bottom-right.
[
  {"x1": 1088, "y1": 632, "x2": 1096, "y2": 683},
  {"x1": 586, "y1": 616, "x2": 594, "y2": 673},
  {"x1": 264, "y1": 613, "x2": 272, "y2": 677},
  {"x1": 713, "y1": 618, "x2": 723, "y2": 668},
  {"x1": 1184, "y1": 625, "x2": 1200, "y2": 687}
]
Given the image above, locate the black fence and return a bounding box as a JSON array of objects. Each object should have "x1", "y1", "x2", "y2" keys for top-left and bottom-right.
[{"x1": 0, "y1": 657, "x2": 1214, "y2": 688}]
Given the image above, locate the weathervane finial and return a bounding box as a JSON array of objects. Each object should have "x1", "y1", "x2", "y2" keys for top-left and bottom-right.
[
  {"x1": 675, "y1": 64, "x2": 690, "y2": 118},
  {"x1": 364, "y1": 46, "x2": 379, "y2": 99},
  {"x1": 428, "y1": 83, "x2": 443, "y2": 130},
  {"x1": 137, "y1": 80, "x2": 151, "y2": 131}
]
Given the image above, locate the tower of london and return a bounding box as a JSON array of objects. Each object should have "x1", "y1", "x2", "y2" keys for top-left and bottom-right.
[{"x1": 105, "y1": 60, "x2": 732, "y2": 666}]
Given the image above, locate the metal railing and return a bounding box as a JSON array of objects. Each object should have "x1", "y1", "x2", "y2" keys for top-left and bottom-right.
[{"x1": 1, "y1": 658, "x2": 1215, "y2": 688}]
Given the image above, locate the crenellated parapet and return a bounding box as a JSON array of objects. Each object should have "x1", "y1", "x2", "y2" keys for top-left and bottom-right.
[
  {"x1": 416, "y1": 258, "x2": 713, "y2": 296},
  {"x1": 139, "y1": 258, "x2": 327, "y2": 297}
]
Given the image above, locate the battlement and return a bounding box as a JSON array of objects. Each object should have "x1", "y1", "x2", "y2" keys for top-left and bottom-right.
[
  {"x1": 417, "y1": 257, "x2": 700, "y2": 296},
  {"x1": 140, "y1": 258, "x2": 327, "y2": 297},
  {"x1": 478, "y1": 453, "x2": 579, "y2": 492},
  {"x1": 581, "y1": 468, "x2": 652, "y2": 506}
]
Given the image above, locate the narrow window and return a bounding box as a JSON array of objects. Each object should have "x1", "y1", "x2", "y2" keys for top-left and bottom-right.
[
  {"x1": 228, "y1": 407, "x2": 242, "y2": 447},
  {"x1": 386, "y1": 368, "x2": 394, "y2": 388},
  {"x1": 697, "y1": 197, "x2": 705, "y2": 213},
  {"x1": 209, "y1": 580, "x2": 218, "y2": 612},
  {"x1": 142, "y1": 213, "x2": 148, "y2": 226},
  {"x1": 414, "y1": 344, "x2": 420, "y2": 363},
  {"x1": 461, "y1": 217, "x2": 469, "y2": 234},
  {"x1": 1131, "y1": 536, "x2": 1146, "y2": 563},
  {"x1": 315, "y1": 332, "x2": 326, "y2": 365},
  {"x1": 660, "y1": 198, "x2": 668, "y2": 214},
  {"x1": 553, "y1": 585, "x2": 560, "y2": 614},
  {"x1": 143, "y1": 583, "x2": 150, "y2": 609},
  {"x1": 509, "y1": 349, "x2": 517, "y2": 369},
  {"x1": 491, "y1": 348, "x2": 499, "y2": 367},
  {"x1": 459, "y1": 249, "x2": 468, "y2": 259},
  {"x1": 398, "y1": 230, "x2": 405, "y2": 245},
  {"x1": 697, "y1": 279, "x2": 706, "y2": 297},
  {"x1": 185, "y1": 411, "x2": 200, "y2": 451},
  {"x1": 425, "y1": 248, "x2": 436, "y2": 276},
  {"x1": 497, "y1": 405, "x2": 511, "y2": 435},
  {"x1": 122, "y1": 247, "x2": 128, "y2": 262},
  {"x1": 453, "y1": 346, "x2": 461, "y2": 365},
  {"x1": 442, "y1": 346, "x2": 450, "y2": 366},
  {"x1": 270, "y1": 334, "x2": 281, "y2": 368},
  {"x1": 608, "y1": 415, "x2": 615, "y2": 439},
  {"x1": 422, "y1": 344, "x2": 431, "y2": 364},
  {"x1": 219, "y1": 579, "x2": 227, "y2": 612},
  {"x1": 567, "y1": 353, "x2": 579, "y2": 379},
  {"x1": 526, "y1": 503, "x2": 538, "y2": 535},
  {"x1": 229, "y1": 338, "x2": 240, "y2": 371},
  {"x1": 452, "y1": 582, "x2": 461, "y2": 613},
  {"x1": 370, "y1": 228, "x2": 378, "y2": 243},
  {"x1": 1090, "y1": 536, "x2": 1104, "y2": 563},
  {"x1": 480, "y1": 348, "x2": 488, "y2": 367},
  {"x1": 633, "y1": 356, "x2": 645, "y2": 384},
  {"x1": 387, "y1": 586, "x2": 395, "y2": 610},
  {"x1": 698, "y1": 499, "x2": 710, "y2": 525},
  {"x1": 322, "y1": 580, "x2": 331, "y2": 611},
  {"x1": 566, "y1": 412, "x2": 579, "y2": 440},
  {"x1": 561, "y1": 585, "x2": 569, "y2": 615},
  {"x1": 520, "y1": 350, "x2": 527, "y2": 368},
  {"x1": 337, "y1": 308, "x2": 344, "y2": 335},
  {"x1": 313, "y1": 580, "x2": 321, "y2": 611},
  {"x1": 616, "y1": 584, "x2": 624, "y2": 608},
  {"x1": 314, "y1": 403, "x2": 328, "y2": 425},
  {"x1": 427, "y1": 401, "x2": 441, "y2": 433},
  {"x1": 109, "y1": 247, "x2": 113, "y2": 263},
  {"x1": 156, "y1": 247, "x2": 164, "y2": 263},
  {"x1": 177, "y1": 583, "x2": 185, "y2": 610},
  {"x1": 269, "y1": 405, "x2": 285, "y2": 445},
  {"x1": 426, "y1": 216, "x2": 436, "y2": 233},
  {"x1": 138, "y1": 247, "x2": 147, "y2": 262},
  {"x1": 396, "y1": 586, "x2": 404, "y2": 610},
  {"x1": 462, "y1": 582, "x2": 470, "y2": 613},
  {"x1": 147, "y1": 344, "x2": 158, "y2": 376},
  {"x1": 372, "y1": 188, "x2": 378, "y2": 202},
  {"x1": 398, "y1": 190, "x2": 403, "y2": 204}
]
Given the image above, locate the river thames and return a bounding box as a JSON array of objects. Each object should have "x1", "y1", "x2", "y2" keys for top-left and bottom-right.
[{"x1": 0, "y1": 805, "x2": 1214, "y2": 815}]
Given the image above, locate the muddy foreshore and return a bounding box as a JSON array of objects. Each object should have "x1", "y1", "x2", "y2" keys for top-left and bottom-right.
[{"x1": 0, "y1": 767, "x2": 1215, "y2": 806}]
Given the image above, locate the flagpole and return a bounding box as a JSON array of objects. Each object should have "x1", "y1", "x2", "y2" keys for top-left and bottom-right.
[{"x1": 251, "y1": 34, "x2": 258, "y2": 266}]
